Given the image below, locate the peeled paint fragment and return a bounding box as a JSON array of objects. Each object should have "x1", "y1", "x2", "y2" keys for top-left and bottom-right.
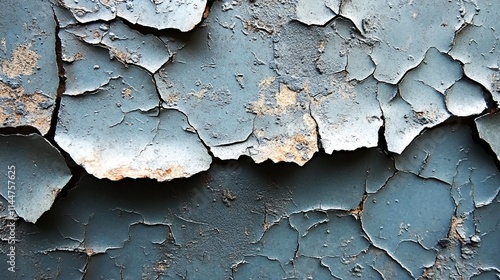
[
  {"x1": 60, "y1": 29, "x2": 126, "y2": 96},
  {"x1": 475, "y1": 113, "x2": 500, "y2": 162},
  {"x1": 247, "y1": 81, "x2": 318, "y2": 165},
  {"x1": 0, "y1": 134, "x2": 72, "y2": 223},
  {"x1": 59, "y1": 0, "x2": 207, "y2": 32},
  {"x1": 0, "y1": 0, "x2": 58, "y2": 135},
  {"x1": 378, "y1": 54, "x2": 459, "y2": 154},
  {"x1": 156, "y1": 1, "x2": 322, "y2": 165},
  {"x1": 295, "y1": 0, "x2": 339, "y2": 26},
  {"x1": 361, "y1": 172, "x2": 455, "y2": 277},
  {"x1": 404, "y1": 48, "x2": 463, "y2": 94},
  {"x1": 449, "y1": 0, "x2": 500, "y2": 103},
  {"x1": 55, "y1": 70, "x2": 211, "y2": 181},
  {"x1": 311, "y1": 74, "x2": 383, "y2": 153},
  {"x1": 341, "y1": 0, "x2": 470, "y2": 84},
  {"x1": 66, "y1": 21, "x2": 171, "y2": 73},
  {"x1": 445, "y1": 79, "x2": 487, "y2": 116},
  {"x1": 155, "y1": 1, "x2": 272, "y2": 149}
]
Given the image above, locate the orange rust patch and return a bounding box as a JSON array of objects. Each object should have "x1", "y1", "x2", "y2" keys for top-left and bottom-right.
[
  {"x1": 192, "y1": 88, "x2": 208, "y2": 101},
  {"x1": 1, "y1": 43, "x2": 39, "y2": 78},
  {"x1": 448, "y1": 216, "x2": 466, "y2": 243},
  {"x1": 0, "y1": 81, "x2": 52, "y2": 133},
  {"x1": 254, "y1": 131, "x2": 318, "y2": 166},
  {"x1": 276, "y1": 84, "x2": 297, "y2": 108},
  {"x1": 102, "y1": 165, "x2": 185, "y2": 181},
  {"x1": 122, "y1": 88, "x2": 133, "y2": 98},
  {"x1": 164, "y1": 94, "x2": 179, "y2": 106},
  {"x1": 110, "y1": 49, "x2": 131, "y2": 64},
  {"x1": 74, "y1": 52, "x2": 84, "y2": 60},
  {"x1": 84, "y1": 248, "x2": 95, "y2": 256}
]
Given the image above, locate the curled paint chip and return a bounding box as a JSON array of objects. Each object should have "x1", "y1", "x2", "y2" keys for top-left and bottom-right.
[
  {"x1": 59, "y1": 0, "x2": 207, "y2": 32},
  {"x1": 65, "y1": 21, "x2": 171, "y2": 73},
  {"x1": 445, "y1": 79, "x2": 487, "y2": 117},
  {"x1": 475, "y1": 113, "x2": 500, "y2": 162},
  {"x1": 449, "y1": 0, "x2": 500, "y2": 103},
  {"x1": 294, "y1": 0, "x2": 339, "y2": 26},
  {"x1": 311, "y1": 74, "x2": 382, "y2": 153},
  {"x1": 380, "y1": 48, "x2": 459, "y2": 154},
  {"x1": 0, "y1": 133, "x2": 72, "y2": 223}
]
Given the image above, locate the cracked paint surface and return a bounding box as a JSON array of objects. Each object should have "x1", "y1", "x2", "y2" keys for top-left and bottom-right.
[
  {"x1": 0, "y1": 0, "x2": 58, "y2": 135},
  {"x1": 37, "y1": 0, "x2": 500, "y2": 180},
  {"x1": 0, "y1": 0, "x2": 500, "y2": 278}
]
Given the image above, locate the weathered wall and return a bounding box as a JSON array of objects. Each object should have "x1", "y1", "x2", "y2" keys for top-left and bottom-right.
[{"x1": 1, "y1": 0, "x2": 499, "y2": 279}]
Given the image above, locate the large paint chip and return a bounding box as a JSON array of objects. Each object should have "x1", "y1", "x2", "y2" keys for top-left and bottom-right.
[
  {"x1": 341, "y1": 0, "x2": 470, "y2": 84},
  {"x1": 449, "y1": 0, "x2": 500, "y2": 104},
  {"x1": 55, "y1": 88, "x2": 212, "y2": 181},
  {"x1": 59, "y1": 0, "x2": 207, "y2": 32},
  {"x1": 445, "y1": 79, "x2": 487, "y2": 117},
  {"x1": 0, "y1": 134, "x2": 72, "y2": 223},
  {"x1": 311, "y1": 75, "x2": 382, "y2": 153}
]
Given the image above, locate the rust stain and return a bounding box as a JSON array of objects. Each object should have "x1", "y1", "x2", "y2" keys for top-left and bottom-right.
[
  {"x1": 448, "y1": 216, "x2": 466, "y2": 243},
  {"x1": 74, "y1": 52, "x2": 84, "y2": 60},
  {"x1": 253, "y1": 80, "x2": 299, "y2": 116},
  {"x1": 103, "y1": 165, "x2": 185, "y2": 181},
  {"x1": 157, "y1": 165, "x2": 184, "y2": 180},
  {"x1": 99, "y1": 0, "x2": 116, "y2": 6},
  {"x1": 154, "y1": 263, "x2": 168, "y2": 273},
  {"x1": 163, "y1": 94, "x2": 179, "y2": 106},
  {"x1": 192, "y1": 88, "x2": 208, "y2": 101},
  {"x1": 0, "y1": 81, "x2": 52, "y2": 133},
  {"x1": 255, "y1": 132, "x2": 317, "y2": 166},
  {"x1": 1, "y1": 43, "x2": 39, "y2": 78},
  {"x1": 122, "y1": 87, "x2": 133, "y2": 98},
  {"x1": 276, "y1": 84, "x2": 297, "y2": 109},
  {"x1": 318, "y1": 39, "x2": 326, "y2": 53},
  {"x1": 110, "y1": 49, "x2": 131, "y2": 64},
  {"x1": 84, "y1": 248, "x2": 95, "y2": 256}
]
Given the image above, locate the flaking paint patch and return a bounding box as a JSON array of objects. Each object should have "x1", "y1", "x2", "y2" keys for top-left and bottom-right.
[
  {"x1": 0, "y1": 133, "x2": 72, "y2": 223},
  {"x1": 247, "y1": 81, "x2": 318, "y2": 165},
  {"x1": 1, "y1": 43, "x2": 39, "y2": 78}
]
